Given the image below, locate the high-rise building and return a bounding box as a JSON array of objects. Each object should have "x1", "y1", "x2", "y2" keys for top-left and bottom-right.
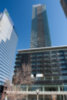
[
  {"x1": 60, "y1": 0, "x2": 67, "y2": 17},
  {"x1": 13, "y1": 46, "x2": 67, "y2": 100},
  {"x1": 0, "y1": 9, "x2": 18, "y2": 94},
  {"x1": 31, "y1": 4, "x2": 51, "y2": 48},
  {"x1": 13, "y1": 4, "x2": 67, "y2": 100}
]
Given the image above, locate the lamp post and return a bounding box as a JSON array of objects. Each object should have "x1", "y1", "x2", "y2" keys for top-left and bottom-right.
[{"x1": 36, "y1": 89, "x2": 39, "y2": 100}]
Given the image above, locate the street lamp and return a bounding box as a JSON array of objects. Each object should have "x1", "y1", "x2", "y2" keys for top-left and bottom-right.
[{"x1": 36, "y1": 89, "x2": 39, "y2": 100}]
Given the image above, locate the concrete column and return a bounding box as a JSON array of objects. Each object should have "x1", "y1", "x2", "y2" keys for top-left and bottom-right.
[
  {"x1": 27, "y1": 85, "x2": 28, "y2": 91},
  {"x1": 59, "y1": 95, "x2": 62, "y2": 100},
  {"x1": 5, "y1": 95, "x2": 8, "y2": 100},
  {"x1": 43, "y1": 95, "x2": 45, "y2": 100},
  {"x1": 66, "y1": 95, "x2": 67, "y2": 100},
  {"x1": 63, "y1": 95, "x2": 65, "y2": 100},
  {"x1": 58, "y1": 86, "x2": 60, "y2": 91},
  {"x1": 42, "y1": 86, "x2": 45, "y2": 91},
  {"x1": 37, "y1": 94, "x2": 39, "y2": 100},
  {"x1": 26, "y1": 95, "x2": 28, "y2": 100},
  {"x1": 43, "y1": 86, "x2": 45, "y2": 100},
  {"x1": 26, "y1": 86, "x2": 28, "y2": 100},
  {"x1": 52, "y1": 95, "x2": 57, "y2": 100}
]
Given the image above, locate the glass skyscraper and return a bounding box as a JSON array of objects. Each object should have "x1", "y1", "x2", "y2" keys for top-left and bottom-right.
[
  {"x1": 0, "y1": 9, "x2": 18, "y2": 94},
  {"x1": 31, "y1": 4, "x2": 51, "y2": 48}
]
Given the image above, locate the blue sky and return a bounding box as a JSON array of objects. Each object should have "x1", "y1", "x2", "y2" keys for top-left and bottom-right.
[{"x1": 0, "y1": 0, "x2": 67, "y2": 50}]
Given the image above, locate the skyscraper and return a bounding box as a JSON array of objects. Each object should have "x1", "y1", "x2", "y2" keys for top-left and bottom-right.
[
  {"x1": 0, "y1": 9, "x2": 18, "y2": 94},
  {"x1": 31, "y1": 4, "x2": 51, "y2": 48},
  {"x1": 60, "y1": 0, "x2": 67, "y2": 17},
  {"x1": 13, "y1": 4, "x2": 67, "y2": 100}
]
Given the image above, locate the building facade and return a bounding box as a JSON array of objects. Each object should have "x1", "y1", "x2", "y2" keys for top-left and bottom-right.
[
  {"x1": 13, "y1": 46, "x2": 67, "y2": 100},
  {"x1": 0, "y1": 9, "x2": 18, "y2": 94},
  {"x1": 31, "y1": 4, "x2": 51, "y2": 48},
  {"x1": 60, "y1": 0, "x2": 67, "y2": 17}
]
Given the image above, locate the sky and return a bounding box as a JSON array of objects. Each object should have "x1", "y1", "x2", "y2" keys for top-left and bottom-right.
[{"x1": 0, "y1": 0, "x2": 67, "y2": 50}]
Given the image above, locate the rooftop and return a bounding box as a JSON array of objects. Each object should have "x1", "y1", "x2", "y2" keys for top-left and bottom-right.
[{"x1": 18, "y1": 45, "x2": 67, "y2": 53}]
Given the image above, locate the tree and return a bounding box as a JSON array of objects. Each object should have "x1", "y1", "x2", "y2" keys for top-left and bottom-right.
[
  {"x1": 13, "y1": 63, "x2": 32, "y2": 85},
  {"x1": 2, "y1": 64, "x2": 32, "y2": 100},
  {"x1": 1, "y1": 80, "x2": 26, "y2": 100}
]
